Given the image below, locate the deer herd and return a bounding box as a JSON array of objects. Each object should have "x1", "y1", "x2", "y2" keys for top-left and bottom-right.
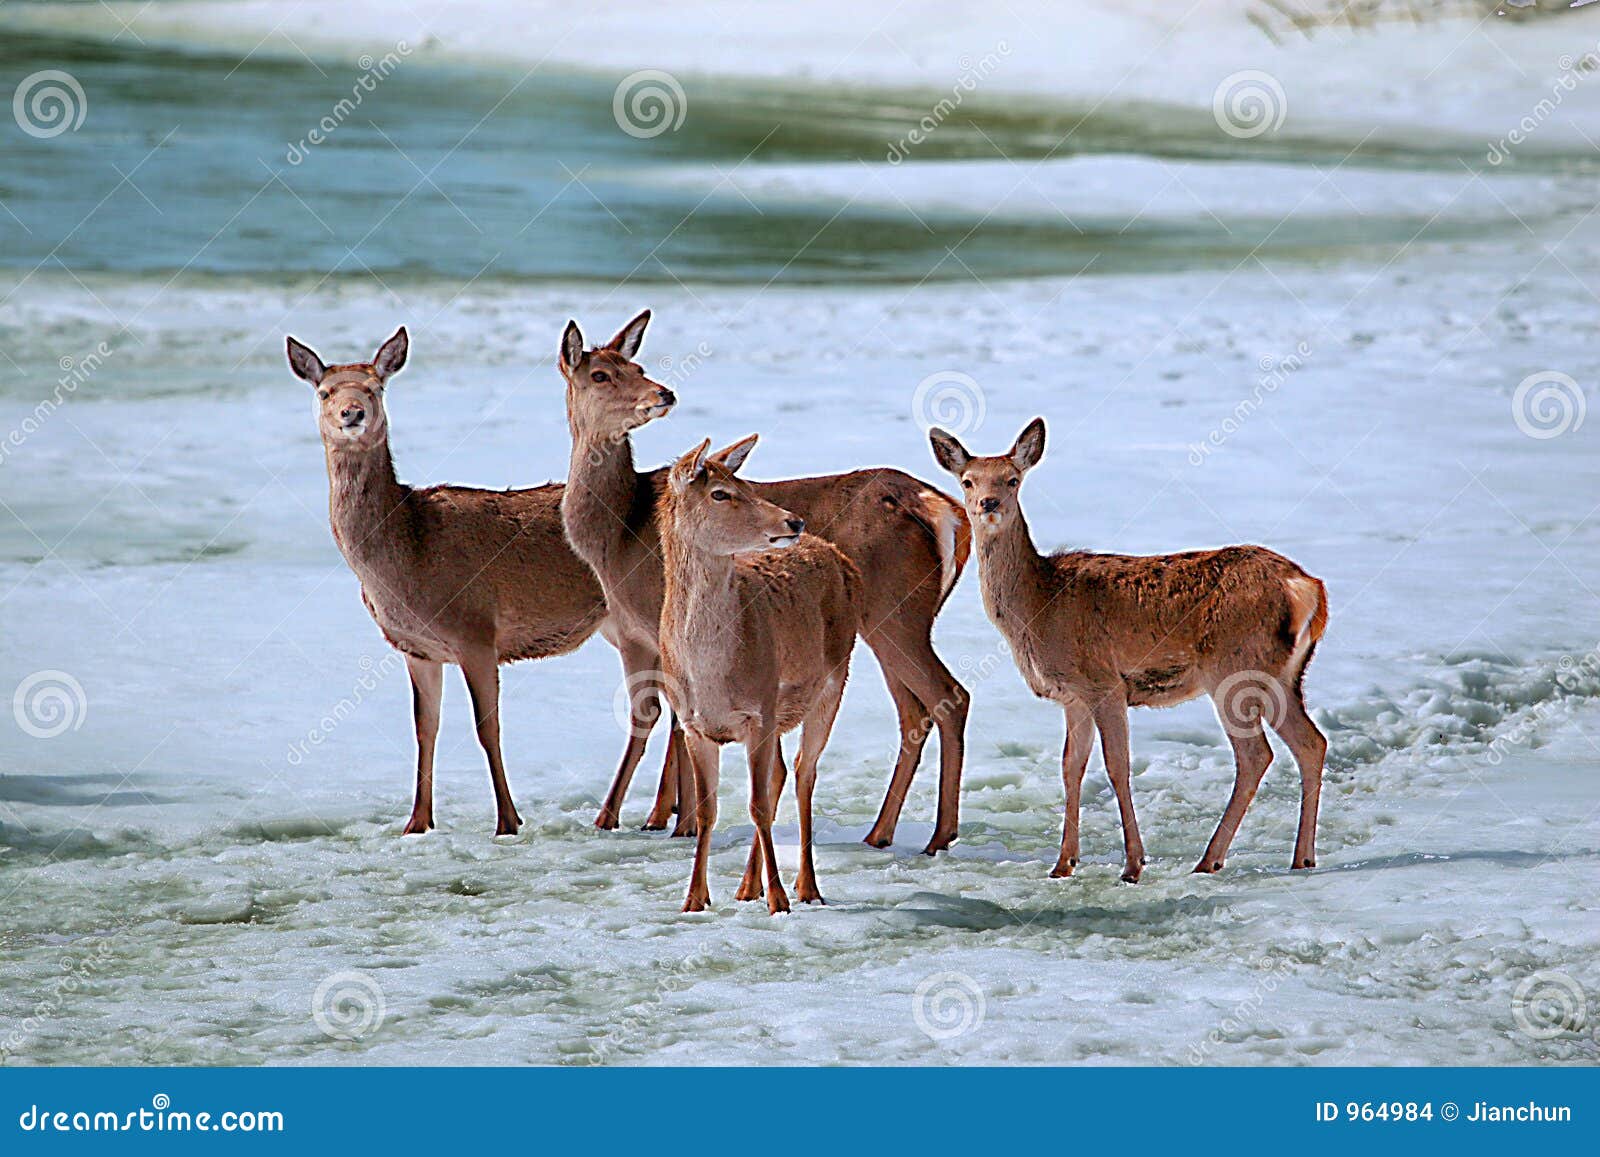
[{"x1": 285, "y1": 311, "x2": 1329, "y2": 915}]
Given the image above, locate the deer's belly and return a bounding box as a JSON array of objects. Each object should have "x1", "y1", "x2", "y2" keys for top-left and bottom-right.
[
  {"x1": 1123, "y1": 663, "x2": 1205, "y2": 708},
  {"x1": 362, "y1": 591, "x2": 453, "y2": 663}
]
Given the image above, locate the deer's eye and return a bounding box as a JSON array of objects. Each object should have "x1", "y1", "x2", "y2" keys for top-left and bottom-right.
[
  {"x1": 710, "y1": 489, "x2": 732, "y2": 502},
  {"x1": 961, "y1": 479, "x2": 973, "y2": 489},
  {"x1": 590, "y1": 370, "x2": 611, "y2": 384},
  {"x1": 1008, "y1": 478, "x2": 1019, "y2": 488},
  {"x1": 317, "y1": 390, "x2": 329, "y2": 401}
]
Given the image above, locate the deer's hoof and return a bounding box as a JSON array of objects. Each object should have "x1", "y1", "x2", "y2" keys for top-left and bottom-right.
[
  {"x1": 1048, "y1": 864, "x2": 1074, "y2": 879},
  {"x1": 401, "y1": 817, "x2": 432, "y2": 835},
  {"x1": 1120, "y1": 868, "x2": 1142, "y2": 884},
  {"x1": 1193, "y1": 859, "x2": 1222, "y2": 874},
  {"x1": 921, "y1": 831, "x2": 957, "y2": 857},
  {"x1": 1292, "y1": 857, "x2": 1316, "y2": 870},
  {"x1": 593, "y1": 811, "x2": 620, "y2": 831}
]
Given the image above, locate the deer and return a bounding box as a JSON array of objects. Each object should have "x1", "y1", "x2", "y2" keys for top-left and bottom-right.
[
  {"x1": 928, "y1": 418, "x2": 1329, "y2": 882},
  {"x1": 658, "y1": 437, "x2": 862, "y2": 914},
  {"x1": 559, "y1": 311, "x2": 972, "y2": 855},
  {"x1": 286, "y1": 327, "x2": 668, "y2": 837}
]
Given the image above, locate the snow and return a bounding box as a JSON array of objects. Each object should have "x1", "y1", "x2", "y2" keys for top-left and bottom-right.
[
  {"x1": 3, "y1": 246, "x2": 1598, "y2": 1064},
  {"x1": 8, "y1": 0, "x2": 1600, "y2": 146}
]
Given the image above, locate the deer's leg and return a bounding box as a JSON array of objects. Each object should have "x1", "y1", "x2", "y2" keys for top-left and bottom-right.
[
  {"x1": 643, "y1": 714, "x2": 681, "y2": 831},
  {"x1": 1093, "y1": 697, "x2": 1145, "y2": 882},
  {"x1": 736, "y1": 747, "x2": 786, "y2": 901},
  {"x1": 1195, "y1": 708, "x2": 1274, "y2": 874},
  {"x1": 682, "y1": 731, "x2": 721, "y2": 913},
  {"x1": 863, "y1": 668, "x2": 931, "y2": 849},
  {"x1": 403, "y1": 655, "x2": 443, "y2": 835},
  {"x1": 795, "y1": 675, "x2": 846, "y2": 904},
  {"x1": 595, "y1": 641, "x2": 670, "y2": 831},
  {"x1": 459, "y1": 649, "x2": 520, "y2": 836},
  {"x1": 1050, "y1": 698, "x2": 1095, "y2": 877},
  {"x1": 745, "y1": 725, "x2": 789, "y2": 915},
  {"x1": 669, "y1": 722, "x2": 701, "y2": 839},
  {"x1": 1270, "y1": 688, "x2": 1327, "y2": 870},
  {"x1": 871, "y1": 627, "x2": 969, "y2": 856}
]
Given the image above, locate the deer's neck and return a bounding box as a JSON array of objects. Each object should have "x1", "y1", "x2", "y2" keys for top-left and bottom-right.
[
  {"x1": 976, "y1": 512, "x2": 1051, "y2": 639},
  {"x1": 564, "y1": 426, "x2": 649, "y2": 577},
  {"x1": 660, "y1": 533, "x2": 743, "y2": 674},
  {"x1": 324, "y1": 439, "x2": 413, "y2": 568}
]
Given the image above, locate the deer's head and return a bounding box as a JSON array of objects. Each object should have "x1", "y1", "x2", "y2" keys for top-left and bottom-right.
[
  {"x1": 286, "y1": 328, "x2": 408, "y2": 452},
  {"x1": 929, "y1": 418, "x2": 1046, "y2": 533},
  {"x1": 559, "y1": 310, "x2": 675, "y2": 440},
  {"x1": 665, "y1": 435, "x2": 805, "y2": 556}
]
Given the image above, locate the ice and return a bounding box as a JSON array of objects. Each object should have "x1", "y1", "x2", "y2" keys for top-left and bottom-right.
[{"x1": 3, "y1": 248, "x2": 1599, "y2": 1064}]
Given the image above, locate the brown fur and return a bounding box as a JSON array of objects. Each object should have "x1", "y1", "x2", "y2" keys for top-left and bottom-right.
[
  {"x1": 658, "y1": 444, "x2": 863, "y2": 914},
  {"x1": 287, "y1": 328, "x2": 609, "y2": 836},
  {"x1": 559, "y1": 312, "x2": 971, "y2": 853},
  {"x1": 931, "y1": 418, "x2": 1329, "y2": 879}
]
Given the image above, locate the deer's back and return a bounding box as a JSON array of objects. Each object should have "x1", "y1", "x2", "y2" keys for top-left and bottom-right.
[
  {"x1": 752, "y1": 468, "x2": 964, "y2": 628},
  {"x1": 405, "y1": 482, "x2": 607, "y2": 663},
  {"x1": 1021, "y1": 545, "x2": 1317, "y2": 706}
]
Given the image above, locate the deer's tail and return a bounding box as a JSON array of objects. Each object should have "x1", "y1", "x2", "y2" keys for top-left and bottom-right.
[{"x1": 1283, "y1": 574, "x2": 1328, "y2": 691}]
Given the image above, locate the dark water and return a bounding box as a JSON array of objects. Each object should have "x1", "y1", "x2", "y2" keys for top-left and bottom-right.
[{"x1": 0, "y1": 32, "x2": 1554, "y2": 287}]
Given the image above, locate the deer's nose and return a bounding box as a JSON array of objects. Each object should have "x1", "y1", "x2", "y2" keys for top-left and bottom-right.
[
  {"x1": 980, "y1": 497, "x2": 1000, "y2": 513},
  {"x1": 340, "y1": 404, "x2": 365, "y2": 426},
  {"x1": 786, "y1": 518, "x2": 805, "y2": 535},
  {"x1": 656, "y1": 387, "x2": 676, "y2": 407}
]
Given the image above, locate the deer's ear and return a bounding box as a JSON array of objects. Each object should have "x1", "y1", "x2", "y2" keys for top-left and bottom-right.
[
  {"x1": 374, "y1": 327, "x2": 408, "y2": 382},
  {"x1": 669, "y1": 438, "x2": 712, "y2": 494},
  {"x1": 560, "y1": 321, "x2": 585, "y2": 374},
  {"x1": 607, "y1": 309, "x2": 651, "y2": 360},
  {"x1": 928, "y1": 427, "x2": 971, "y2": 476},
  {"x1": 1009, "y1": 418, "x2": 1046, "y2": 472},
  {"x1": 286, "y1": 336, "x2": 326, "y2": 386},
  {"x1": 708, "y1": 433, "x2": 758, "y2": 474}
]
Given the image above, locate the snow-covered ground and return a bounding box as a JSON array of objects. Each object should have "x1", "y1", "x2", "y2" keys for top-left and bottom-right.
[
  {"x1": 4, "y1": 250, "x2": 1599, "y2": 1064},
  {"x1": 1, "y1": 0, "x2": 1598, "y2": 1066}
]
